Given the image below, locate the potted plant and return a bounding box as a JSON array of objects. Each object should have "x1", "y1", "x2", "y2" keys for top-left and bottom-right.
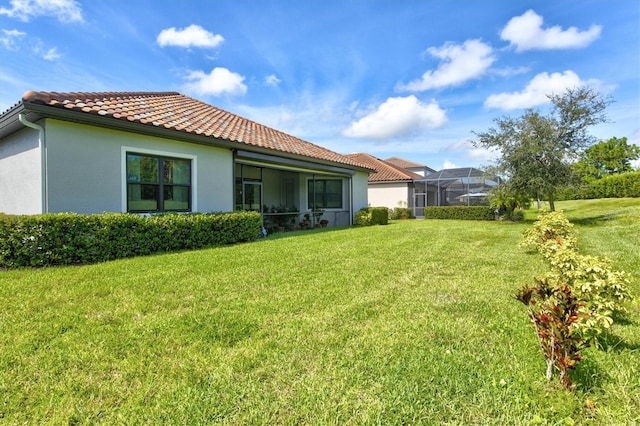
[
  {"x1": 300, "y1": 213, "x2": 311, "y2": 229},
  {"x1": 269, "y1": 204, "x2": 299, "y2": 232}
]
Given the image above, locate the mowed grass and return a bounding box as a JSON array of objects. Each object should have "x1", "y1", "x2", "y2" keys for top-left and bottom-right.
[{"x1": 0, "y1": 199, "x2": 638, "y2": 424}]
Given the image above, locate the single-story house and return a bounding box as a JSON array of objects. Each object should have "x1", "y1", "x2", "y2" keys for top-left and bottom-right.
[
  {"x1": 347, "y1": 154, "x2": 500, "y2": 216},
  {"x1": 0, "y1": 91, "x2": 372, "y2": 227},
  {"x1": 384, "y1": 157, "x2": 435, "y2": 177},
  {"x1": 345, "y1": 153, "x2": 427, "y2": 214}
]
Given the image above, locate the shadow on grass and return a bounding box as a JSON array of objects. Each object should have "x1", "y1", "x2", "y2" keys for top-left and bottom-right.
[
  {"x1": 573, "y1": 355, "x2": 603, "y2": 391},
  {"x1": 261, "y1": 225, "x2": 351, "y2": 241},
  {"x1": 573, "y1": 331, "x2": 640, "y2": 391},
  {"x1": 595, "y1": 331, "x2": 640, "y2": 352},
  {"x1": 569, "y1": 213, "x2": 623, "y2": 227}
]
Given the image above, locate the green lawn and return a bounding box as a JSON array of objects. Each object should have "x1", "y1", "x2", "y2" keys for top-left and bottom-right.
[{"x1": 1, "y1": 198, "x2": 638, "y2": 424}]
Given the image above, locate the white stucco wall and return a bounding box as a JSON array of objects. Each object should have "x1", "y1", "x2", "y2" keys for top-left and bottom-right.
[
  {"x1": 0, "y1": 126, "x2": 42, "y2": 214},
  {"x1": 44, "y1": 119, "x2": 233, "y2": 214},
  {"x1": 351, "y1": 171, "x2": 370, "y2": 212},
  {"x1": 368, "y1": 182, "x2": 409, "y2": 209}
]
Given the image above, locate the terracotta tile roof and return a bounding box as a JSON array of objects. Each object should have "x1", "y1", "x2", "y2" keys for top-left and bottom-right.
[
  {"x1": 385, "y1": 156, "x2": 426, "y2": 169},
  {"x1": 345, "y1": 153, "x2": 423, "y2": 182},
  {"x1": 20, "y1": 91, "x2": 369, "y2": 170}
]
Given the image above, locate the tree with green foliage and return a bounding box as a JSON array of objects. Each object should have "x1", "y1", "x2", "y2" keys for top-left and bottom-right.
[
  {"x1": 573, "y1": 136, "x2": 640, "y2": 181},
  {"x1": 474, "y1": 87, "x2": 611, "y2": 211}
]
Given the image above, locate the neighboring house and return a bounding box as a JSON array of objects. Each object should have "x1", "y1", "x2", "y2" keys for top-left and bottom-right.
[
  {"x1": 345, "y1": 153, "x2": 424, "y2": 213},
  {"x1": 0, "y1": 91, "x2": 371, "y2": 227},
  {"x1": 415, "y1": 167, "x2": 501, "y2": 208},
  {"x1": 384, "y1": 157, "x2": 435, "y2": 177},
  {"x1": 348, "y1": 154, "x2": 500, "y2": 216}
]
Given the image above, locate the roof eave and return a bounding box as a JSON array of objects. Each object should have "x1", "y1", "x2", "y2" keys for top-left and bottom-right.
[
  {"x1": 10, "y1": 102, "x2": 372, "y2": 173},
  {"x1": 369, "y1": 179, "x2": 414, "y2": 184},
  {"x1": 0, "y1": 102, "x2": 30, "y2": 139}
]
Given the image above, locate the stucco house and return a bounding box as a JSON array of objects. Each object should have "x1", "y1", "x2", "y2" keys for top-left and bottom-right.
[
  {"x1": 347, "y1": 154, "x2": 501, "y2": 216},
  {"x1": 0, "y1": 91, "x2": 371, "y2": 227},
  {"x1": 345, "y1": 153, "x2": 427, "y2": 214},
  {"x1": 384, "y1": 157, "x2": 435, "y2": 177}
]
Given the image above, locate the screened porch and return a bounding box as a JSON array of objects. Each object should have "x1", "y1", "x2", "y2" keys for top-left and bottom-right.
[
  {"x1": 412, "y1": 168, "x2": 500, "y2": 215},
  {"x1": 234, "y1": 151, "x2": 357, "y2": 233}
]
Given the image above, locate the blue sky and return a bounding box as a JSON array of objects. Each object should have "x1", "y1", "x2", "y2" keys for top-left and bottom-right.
[{"x1": 1, "y1": 0, "x2": 638, "y2": 170}]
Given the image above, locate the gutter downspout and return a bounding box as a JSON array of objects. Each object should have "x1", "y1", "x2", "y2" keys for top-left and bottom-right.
[
  {"x1": 349, "y1": 176, "x2": 353, "y2": 226},
  {"x1": 19, "y1": 112, "x2": 48, "y2": 213}
]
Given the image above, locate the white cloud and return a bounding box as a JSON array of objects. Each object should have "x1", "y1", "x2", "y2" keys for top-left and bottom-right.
[
  {"x1": 342, "y1": 95, "x2": 447, "y2": 139},
  {"x1": 442, "y1": 140, "x2": 499, "y2": 164},
  {"x1": 0, "y1": 29, "x2": 25, "y2": 50},
  {"x1": 442, "y1": 160, "x2": 458, "y2": 169},
  {"x1": 484, "y1": 70, "x2": 599, "y2": 110},
  {"x1": 0, "y1": 0, "x2": 82, "y2": 22},
  {"x1": 183, "y1": 67, "x2": 247, "y2": 97},
  {"x1": 501, "y1": 9, "x2": 601, "y2": 52},
  {"x1": 491, "y1": 66, "x2": 531, "y2": 77},
  {"x1": 397, "y1": 39, "x2": 496, "y2": 91},
  {"x1": 265, "y1": 74, "x2": 281, "y2": 87},
  {"x1": 43, "y1": 47, "x2": 60, "y2": 61},
  {"x1": 157, "y1": 24, "x2": 223, "y2": 48}
]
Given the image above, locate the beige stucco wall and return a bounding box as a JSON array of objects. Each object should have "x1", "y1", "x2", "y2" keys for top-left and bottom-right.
[
  {"x1": 0, "y1": 126, "x2": 42, "y2": 214},
  {"x1": 44, "y1": 119, "x2": 233, "y2": 214},
  {"x1": 1, "y1": 117, "x2": 370, "y2": 219},
  {"x1": 368, "y1": 182, "x2": 409, "y2": 209}
]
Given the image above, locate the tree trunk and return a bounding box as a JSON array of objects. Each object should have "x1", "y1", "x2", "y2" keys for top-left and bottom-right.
[{"x1": 548, "y1": 193, "x2": 555, "y2": 212}]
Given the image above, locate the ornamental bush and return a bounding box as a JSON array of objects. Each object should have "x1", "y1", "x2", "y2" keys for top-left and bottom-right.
[
  {"x1": 515, "y1": 279, "x2": 589, "y2": 388},
  {"x1": 423, "y1": 206, "x2": 494, "y2": 220},
  {"x1": 517, "y1": 209, "x2": 633, "y2": 384},
  {"x1": 0, "y1": 211, "x2": 262, "y2": 268},
  {"x1": 389, "y1": 207, "x2": 412, "y2": 220},
  {"x1": 355, "y1": 207, "x2": 389, "y2": 226},
  {"x1": 520, "y1": 210, "x2": 577, "y2": 255},
  {"x1": 542, "y1": 244, "x2": 632, "y2": 342}
]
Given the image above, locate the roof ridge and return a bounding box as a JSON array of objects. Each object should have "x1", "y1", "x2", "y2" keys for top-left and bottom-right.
[
  {"x1": 346, "y1": 153, "x2": 422, "y2": 181},
  {"x1": 22, "y1": 91, "x2": 182, "y2": 104}
]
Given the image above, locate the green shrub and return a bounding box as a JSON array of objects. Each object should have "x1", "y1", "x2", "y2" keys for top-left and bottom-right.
[
  {"x1": 389, "y1": 207, "x2": 412, "y2": 220},
  {"x1": 519, "y1": 210, "x2": 632, "y2": 346},
  {"x1": 355, "y1": 207, "x2": 389, "y2": 226},
  {"x1": 515, "y1": 280, "x2": 588, "y2": 388},
  {"x1": 423, "y1": 206, "x2": 494, "y2": 220},
  {"x1": 558, "y1": 171, "x2": 640, "y2": 200},
  {"x1": 583, "y1": 171, "x2": 640, "y2": 199},
  {"x1": 0, "y1": 211, "x2": 261, "y2": 268},
  {"x1": 542, "y1": 244, "x2": 632, "y2": 342},
  {"x1": 520, "y1": 210, "x2": 577, "y2": 255}
]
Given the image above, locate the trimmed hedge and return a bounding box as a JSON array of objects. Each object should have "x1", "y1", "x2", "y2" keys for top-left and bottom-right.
[
  {"x1": 558, "y1": 171, "x2": 640, "y2": 200},
  {"x1": 582, "y1": 171, "x2": 640, "y2": 199},
  {"x1": 0, "y1": 211, "x2": 262, "y2": 268},
  {"x1": 355, "y1": 207, "x2": 389, "y2": 226},
  {"x1": 423, "y1": 206, "x2": 495, "y2": 220}
]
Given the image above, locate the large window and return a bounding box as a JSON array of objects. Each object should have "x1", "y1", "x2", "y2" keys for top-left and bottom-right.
[
  {"x1": 308, "y1": 179, "x2": 342, "y2": 209},
  {"x1": 126, "y1": 153, "x2": 191, "y2": 212}
]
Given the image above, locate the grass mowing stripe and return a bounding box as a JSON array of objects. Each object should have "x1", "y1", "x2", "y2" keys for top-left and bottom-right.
[{"x1": 0, "y1": 198, "x2": 638, "y2": 424}]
